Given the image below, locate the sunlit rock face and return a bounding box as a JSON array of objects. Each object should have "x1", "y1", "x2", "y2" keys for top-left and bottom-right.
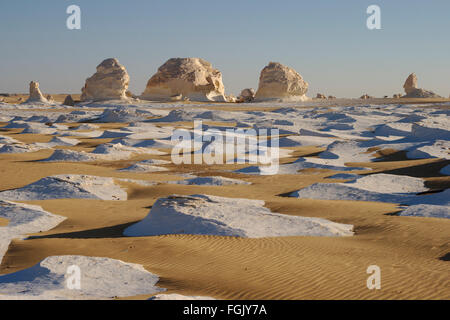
[
  {"x1": 141, "y1": 57, "x2": 227, "y2": 102},
  {"x1": 81, "y1": 58, "x2": 130, "y2": 101},
  {"x1": 25, "y1": 81, "x2": 48, "y2": 103},
  {"x1": 255, "y1": 62, "x2": 309, "y2": 101},
  {"x1": 403, "y1": 73, "x2": 418, "y2": 95}
]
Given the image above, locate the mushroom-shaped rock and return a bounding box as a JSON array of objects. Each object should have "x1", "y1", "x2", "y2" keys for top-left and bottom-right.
[
  {"x1": 25, "y1": 81, "x2": 48, "y2": 103},
  {"x1": 255, "y1": 62, "x2": 309, "y2": 101},
  {"x1": 141, "y1": 58, "x2": 227, "y2": 102},
  {"x1": 81, "y1": 58, "x2": 130, "y2": 101}
]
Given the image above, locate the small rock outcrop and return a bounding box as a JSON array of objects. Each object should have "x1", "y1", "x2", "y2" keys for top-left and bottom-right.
[
  {"x1": 62, "y1": 95, "x2": 75, "y2": 106},
  {"x1": 141, "y1": 58, "x2": 227, "y2": 102},
  {"x1": 237, "y1": 88, "x2": 255, "y2": 102},
  {"x1": 255, "y1": 62, "x2": 309, "y2": 101},
  {"x1": 316, "y1": 93, "x2": 327, "y2": 99},
  {"x1": 328, "y1": 95, "x2": 336, "y2": 100},
  {"x1": 81, "y1": 58, "x2": 130, "y2": 101},
  {"x1": 360, "y1": 94, "x2": 373, "y2": 100},
  {"x1": 226, "y1": 94, "x2": 237, "y2": 103},
  {"x1": 25, "y1": 81, "x2": 48, "y2": 103},
  {"x1": 402, "y1": 73, "x2": 440, "y2": 98}
]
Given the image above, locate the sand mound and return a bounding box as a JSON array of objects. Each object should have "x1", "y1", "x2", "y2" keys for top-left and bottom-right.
[
  {"x1": 124, "y1": 194, "x2": 353, "y2": 238},
  {"x1": 291, "y1": 174, "x2": 429, "y2": 201},
  {"x1": 347, "y1": 174, "x2": 428, "y2": 193},
  {"x1": 91, "y1": 143, "x2": 166, "y2": 159},
  {"x1": 398, "y1": 204, "x2": 450, "y2": 219},
  {"x1": 94, "y1": 108, "x2": 154, "y2": 123},
  {"x1": 0, "y1": 201, "x2": 65, "y2": 263},
  {"x1": 41, "y1": 149, "x2": 98, "y2": 162},
  {"x1": 119, "y1": 162, "x2": 170, "y2": 173},
  {"x1": 0, "y1": 175, "x2": 127, "y2": 201},
  {"x1": 291, "y1": 175, "x2": 449, "y2": 218},
  {"x1": 0, "y1": 143, "x2": 41, "y2": 154},
  {"x1": 148, "y1": 109, "x2": 195, "y2": 122},
  {"x1": 0, "y1": 255, "x2": 164, "y2": 299},
  {"x1": 34, "y1": 137, "x2": 79, "y2": 148}
]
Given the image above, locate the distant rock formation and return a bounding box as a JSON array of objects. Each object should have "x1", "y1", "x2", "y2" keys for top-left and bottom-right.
[
  {"x1": 316, "y1": 93, "x2": 327, "y2": 99},
  {"x1": 25, "y1": 81, "x2": 48, "y2": 103},
  {"x1": 141, "y1": 58, "x2": 227, "y2": 102},
  {"x1": 328, "y1": 95, "x2": 336, "y2": 100},
  {"x1": 255, "y1": 62, "x2": 309, "y2": 101},
  {"x1": 81, "y1": 58, "x2": 130, "y2": 101},
  {"x1": 393, "y1": 93, "x2": 402, "y2": 99},
  {"x1": 403, "y1": 73, "x2": 418, "y2": 95},
  {"x1": 402, "y1": 73, "x2": 440, "y2": 98},
  {"x1": 46, "y1": 94, "x2": 54, "y2": 102},
  {"x1": 63, "y1": 95, "x2": 75, "y2": 106},
  {"x1": 360, "y1": 94, "x2": 374, "y2": 100},
  {"x1": 237, "y1": 88, "x2": 255, "y2": 102}
]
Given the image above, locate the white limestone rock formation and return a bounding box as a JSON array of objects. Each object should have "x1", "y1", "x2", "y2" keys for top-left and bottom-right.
[
  {"x1": 81, "y1": 58, "x2": 130, "y2": 101},
  {"x1": 25, "y1": 81, "x2": 48, "y2": 103},
  {"x1": 237, "y1": 88, "x2": 255, "y2": 102},
  {"x1": 254, "y1": 62, "x2": 309, "y2": 101},
  {"x1": 403, "y1": 73, "x2": 418, "y2": 95},
  {"x1": 141, "y1": 58, "x2": 227, "y2": 102},
  {"x1": 124, "y1": 194, "x2": 354, "y2": 238},
  {"x1": 402, "y1": 73, "x2": 440, "y2": 98}
]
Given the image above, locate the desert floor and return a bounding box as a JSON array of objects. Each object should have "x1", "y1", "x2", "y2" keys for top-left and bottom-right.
[{"x1": 0, "y1": 98, "x2": 448, "y2": 299}]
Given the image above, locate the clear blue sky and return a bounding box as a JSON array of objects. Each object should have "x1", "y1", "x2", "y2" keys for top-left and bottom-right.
[{"x1": 1, "y1": 0, "x2": 449, "y2": 97}]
